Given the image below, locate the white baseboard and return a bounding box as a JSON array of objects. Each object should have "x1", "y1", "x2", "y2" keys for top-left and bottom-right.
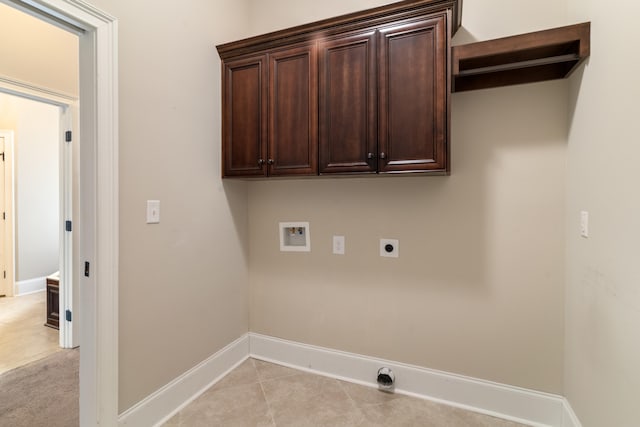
[
  {"x1": 562, "y1": 398, "x2": 582, "y2": 427},
  {"x1": 115, "y1": 332, "x2": 581, "y2": 427},
  {"x1": 249, "y1": 333, "x2": 566, "y2": 427},
  {"x1": 118, "y1": 334, "x2": 249, "y2": 427},
  {"x1": 15, "y1": 277, "x2": 46, "y2": 295}
]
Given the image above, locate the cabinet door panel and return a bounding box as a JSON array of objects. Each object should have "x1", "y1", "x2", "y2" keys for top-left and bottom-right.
[
  {"x1": 222, "y1": 55, "x2": 268, "y2": 177},
  {"x1": 319, "y1": 32, "x2": 377, "y2": 174},
  {"x1": 269, "y1": 44, "x2": 318, "y2": 176},
  {"x1": 379, "y1": 15, "x2": 448, "y2": 173}
]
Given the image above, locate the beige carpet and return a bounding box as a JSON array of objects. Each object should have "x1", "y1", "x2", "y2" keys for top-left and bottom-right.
[{"x1": 0, "y1": 349, "x2": 78, "y2": 427}]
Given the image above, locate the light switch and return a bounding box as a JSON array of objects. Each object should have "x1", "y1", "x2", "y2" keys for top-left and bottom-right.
[
  {"x1": 580, "y1": 211, "x2": 589, "y2": 238},
  {"x1": 333, "y1": 235, "x2": 345, "y2": 255},
  {"x1": 147, "y1": 200, "x2": 160, "y2": 224}
]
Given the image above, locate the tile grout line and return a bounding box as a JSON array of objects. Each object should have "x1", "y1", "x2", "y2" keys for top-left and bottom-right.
[
  {"x1": 252, "y1": 358, "x2": 278, "y2": 427},
  {"x1": 337, "y1": 379, "x2": 409, "y2": 422},
  {"x1": 337, "y1": 378, "x2": 366, "y2": 417}
]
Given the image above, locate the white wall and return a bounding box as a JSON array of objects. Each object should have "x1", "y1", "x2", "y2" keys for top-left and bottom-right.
[
  {"x1": 2, "y1": 0, "x2": 252, "y2": 412},
  {"x1": 71, "y1": 0, "x2": 640, "y2": 420},
  {"x1": 0, "y1": 0, "x2": 78, "y2": 284},
  {"x1": 0, "y1": 92, "x2": 59, "y2": 282},
  {"x1": 247, "y1": 0, "x2": 568, "y2": 394},
  {"x1": 454, "y1": 0, "x2": 568, "y2": 41},
  {"x1": 247, "y1": 0, "x2": 394, "y2": 34},
  {"x1": 9, "y1": 1, "x2": 639, "y2": 423},
  {"x1": 0, "y1": 2, "x2": 78, "y2": 96},
  {"x1": 565, "y1": 1, "x2": 640, "y2": 426},
  {"x1": 86, "y1": 0, "x2": 252, "y2": 412}
]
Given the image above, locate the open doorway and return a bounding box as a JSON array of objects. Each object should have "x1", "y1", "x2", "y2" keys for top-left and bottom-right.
[
  {"x1": 0, "y1": 90, "x2": 75, "y2": 373},
  {"x1": 0, "y1": 0, "x2": 119, "y2": 424}
]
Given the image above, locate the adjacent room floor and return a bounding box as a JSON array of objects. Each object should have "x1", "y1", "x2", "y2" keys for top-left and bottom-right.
[
  {"x1": 0, "y1": 291, "x2": 60, "y2": 375},
  {"x1": 164, "y1": 358, "x2": 527, "y2": 427}
]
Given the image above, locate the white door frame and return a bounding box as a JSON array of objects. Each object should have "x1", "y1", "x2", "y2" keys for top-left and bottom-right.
[
  {"x1": 59, "y1": 104, "x2": 76, "y2": 348},
  {"x1": 0, "y1": 0, "x2": 119, "y2": 425},
  {"x1": 0, "y1": 130, "x2": 15, "y2": 299}
]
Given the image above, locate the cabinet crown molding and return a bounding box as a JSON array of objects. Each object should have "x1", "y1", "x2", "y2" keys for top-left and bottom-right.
[{"x1": 216, "y1": 0, "x2": 462, "y2": 60}]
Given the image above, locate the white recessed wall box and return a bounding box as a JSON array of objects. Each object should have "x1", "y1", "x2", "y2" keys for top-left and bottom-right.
[{"x1": 279, "y1": 222, "x2": 311, "y2": 252}]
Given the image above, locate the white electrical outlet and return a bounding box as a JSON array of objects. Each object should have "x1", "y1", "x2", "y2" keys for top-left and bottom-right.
[
  {"x1": 333, "y1": 235, "x2": 345, "y2": 255},
  {"x1": 380, "y1": 238, "x2": 399, "y2": 258}
]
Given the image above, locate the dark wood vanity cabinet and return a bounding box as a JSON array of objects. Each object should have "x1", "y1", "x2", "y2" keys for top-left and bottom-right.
[
  {"x1": 218, "y1": 0, "x2": 461, "y2": 178},
  {"x1": 45, "y1": 275, "x2": 60, "y2": 329}
]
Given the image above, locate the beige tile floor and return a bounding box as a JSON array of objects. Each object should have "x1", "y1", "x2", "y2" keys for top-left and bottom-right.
[
  {"x1": 0, "y1": 291, "x2": 61, "y2": 375},
  {"x1": 164, "y1": 358, "x2": 527, "y2": 427}
]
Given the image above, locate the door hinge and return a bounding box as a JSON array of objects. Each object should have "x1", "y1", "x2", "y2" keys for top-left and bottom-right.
[
  {"x1": 0, "y1": 152, "x2": 4, "y2": 161},
  {"x1": 65, "y1": 220, "x2": 72, "y2": 232},
  {"x1": 3, "y1": 271, "x2": 6, "y2": 279},
  {"x1": 84, "y1": 261, "x2": 90, "y2": 277},
  {"x1": 65, "y1": 310, "x2": 72, "y2": 322},
  {"x1": 2, "y1": 212, "x2": 5, "y2": 220},
  {"x1": 65, "y1": 130, "x2": 72, "y2": 142}
]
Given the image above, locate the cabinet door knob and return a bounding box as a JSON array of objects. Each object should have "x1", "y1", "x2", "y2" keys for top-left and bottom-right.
[
  {"x1": 258, "y1": 158, "x2": 265, "y2": 166},
  {"x1": 367, "y1": 152, "x2": 376, "y2": 159},
  {"x1": 379, "y1": 152, "x2": 386, "y2": 159},
  {"x1": 267, "y1": 159, "x2": 275, "y2": 165}
]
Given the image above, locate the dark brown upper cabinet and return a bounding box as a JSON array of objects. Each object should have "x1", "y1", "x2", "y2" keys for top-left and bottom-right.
[
  {"x1": 222, "y1": 54, "x2": 268, "y2": 177},
  {"x1": 378, "y1": 15, "x2": 448, "y2": 173},
  {"x1": 318, "y1": 31, "x2": 377, "y2": 174},
  {"x1": 268, "y1": 44, "x2": 318, "y2": 176},
  {"x1": 222, "y1": 46, "x2": 317, "y2": 178},
  {"x1": 318, "y1": 14, "x2": 449, "y2": 175},
  {"x1": 218, "y1": 2, "x2": 590, "y2": 179},
  {"x1": 217, "y1": 0, "x2": 462, "y2": 178}
]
